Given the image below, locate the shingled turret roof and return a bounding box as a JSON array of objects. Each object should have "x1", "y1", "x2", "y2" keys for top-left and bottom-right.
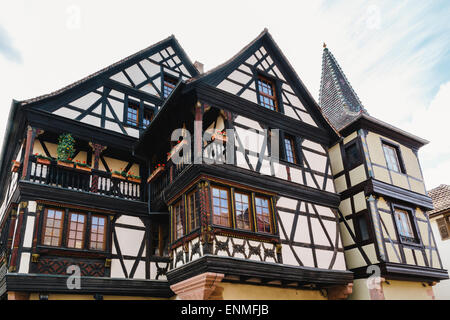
[{"x1": 319, "y1": 44, "x2": 368, "y2": 130}]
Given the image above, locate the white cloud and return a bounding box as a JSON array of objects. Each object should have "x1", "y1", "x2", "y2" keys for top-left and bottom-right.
[{"x1": 403, "y1": 81, "x2": 450, "y2": 190}]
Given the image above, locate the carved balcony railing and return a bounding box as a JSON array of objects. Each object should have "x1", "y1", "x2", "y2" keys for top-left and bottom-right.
[{"x1": 26, "y1": 156, "x2": 144, "y2": 202}]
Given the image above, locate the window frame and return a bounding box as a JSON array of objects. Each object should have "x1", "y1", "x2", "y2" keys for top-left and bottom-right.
[
  {"x1": 66, "y1": 212, "x2": 87, "y2": 250},
  {"x1": 283, "y1": 134, "x2": 298, "y2": 165},
  {"x1": 142, "y1": 109, "x2": 154, "y2": 128},
  {"x1": 343, "y1": 138, "x2": 364, "y2": 171},
  {"x1": 187, "y1": 190, "x2": 200, "y2": 233},
  {"x1": 172, "y1": 200, "x2": 185, "y2": 241},
  {"x1": 256, "y1": 74, "x2": 279, "y2": 112},
  {"x1": 126, "y1": 99, "x2": 140, "y2": 127},
  {"x1": 211, "y1": 186, "x2": 232, "y2": 228},
  {"x1": 353, "y1": 212, "x2": 372, "y2": 243},
  {"x1": 233, "y1": 190, "x2": 253, "y2": 231},
  {"x1": 381, "y1": 140, "x2": 406, "y2": 174},
  {"x1": 89, "y1": 215, "x2": 107, "y2": 251},
  {"x1": 162, "y1": 74, "x2": 178, "y2": 99},
  {"x1": 42, "y1": 208, "x2": 65, "y2": 247},
  {"x1": 254, "y1": 195, "x2": 273, "y2": 234},
  {"x1": 391, "y1": 204, "x2": 421, "y2": 246}
]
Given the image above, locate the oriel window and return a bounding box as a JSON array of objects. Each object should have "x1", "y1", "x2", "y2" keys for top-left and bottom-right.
[
  {"x1": 234, "y1": 192, "x2": 251, "y2": 230},
  {"x1": 42, "y1": 208, "x2": 64, "y2": 247},
  {"x1": 67, "y1": 212, "x2": 86, "y2": 249},
  {"x1": 257, "y1": 76, "x2": 278, "y2": 111},
  {"x1": 255, "y1": 196, "x2": 271, "y2": 233},
  {"x1": 212, "y1": 187, "x2": 231, "y2": 227}
]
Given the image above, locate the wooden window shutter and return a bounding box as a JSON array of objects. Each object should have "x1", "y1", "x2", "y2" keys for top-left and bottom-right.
[{"x1": 436, "y1": 217, "x2": 450, "y2": 240}]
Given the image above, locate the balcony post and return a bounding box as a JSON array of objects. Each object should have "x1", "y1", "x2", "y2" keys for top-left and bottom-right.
[
  {"x1": 21, "y1": 126, "x2": 43, "y2": 180},
  {"x1": 194, "y1": 102, "x2": 203, "y2": 164},
  {"x1": 89, "y1": 142, "x2": 107, "y2": 193}
]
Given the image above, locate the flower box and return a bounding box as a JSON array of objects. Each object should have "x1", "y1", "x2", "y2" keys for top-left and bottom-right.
[
  {"x1": 212, "y1": 132, "x2": 228, "y2": 142},
  {"x1": 147, "y1": 166, "x2": 164, "y2": 183},
  {"x1": 11, "y1": 161, "x2": 21, "y2": 173},
  {"x1": 128, "y1": 177, "x2": 141, "y2": 184},
  {"x1": 112, "y1": 173, "x2": 126, "y2": 180},
  {"x1": 167, "y1": 140, "x2": 188, "y2": 161},
  {"x1": 75, "y1": 164, "x2": 92, "y2": 173},
  {"x1": 57, "y1": 160, "x2": 74, "y2": 169}
]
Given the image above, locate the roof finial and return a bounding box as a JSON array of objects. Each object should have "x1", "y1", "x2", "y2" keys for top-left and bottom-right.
[{"x1": 323, "y1": 42, "x2": 327, "y2": 49}]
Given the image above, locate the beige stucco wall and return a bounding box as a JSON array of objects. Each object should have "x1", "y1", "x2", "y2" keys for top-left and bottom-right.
[
  {"x1": 219, "y1": 282, "x2": 326, "y2": 300},
  {"x1": 365, "y1": 132, "x2": 426, "y2": 195}
]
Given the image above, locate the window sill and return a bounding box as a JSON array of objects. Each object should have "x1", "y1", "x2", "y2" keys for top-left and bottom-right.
[{"x1": 36, "y1": 245, "x2": 108, "y2": 259}]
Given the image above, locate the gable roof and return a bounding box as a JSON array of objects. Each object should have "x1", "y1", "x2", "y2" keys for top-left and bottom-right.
[
  {"x1": 187, "y1": 29, "x2": 340, "y2": 141},
  {"x1": 428, "y1": 184, "x2": 450, "y2": 217},
  {"x1": 319, "y1": 45, "x2": 368, "y2": 130},
  {"x1": 19, "y1": 35, "x2": 200, "y2": 107}
]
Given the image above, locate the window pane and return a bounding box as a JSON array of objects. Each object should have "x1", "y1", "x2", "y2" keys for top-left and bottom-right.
[
  {"x1": 211, "y1": 187, "x2": 230, "y2": 227},
  {"x1": 42, "y1": 209, "x2": 64, "y2": 247},
  {"x1": 383, "y1": 144, "x2": 401, "y2": 172},
  {"x1": 255, "y1": 196, "x2": 271, "y2": 233},
  {"x1": 90, "y1": 216, "x2": 106, "y2": 250},
  {"x1": 235, "y1": 192, "x2": 251, "y2": 230}
]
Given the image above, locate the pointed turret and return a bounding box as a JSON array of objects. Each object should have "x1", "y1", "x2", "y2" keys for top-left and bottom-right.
[{"x1": 319, "y1": 44, "x2": 368, "y2": 130}]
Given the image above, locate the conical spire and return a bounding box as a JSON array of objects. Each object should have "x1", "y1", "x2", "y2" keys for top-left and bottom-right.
[{"x1": 319, "y1": 45, "x2": 368, "y2": 130}]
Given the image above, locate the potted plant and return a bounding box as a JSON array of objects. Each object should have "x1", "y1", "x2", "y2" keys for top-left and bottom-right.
[
  {"x1": 212, "y1": 129, "x2": 228, "y2": 142},
  {"x1": 167, "y1": 139, "x2": 188, "y2": 161},
  {"x1": 147, "y1": 164, "x2": 165, "y2": 183},
  {"x1": 35, "y1": 153, "x2": 52, "y2": 165},
  {"x1": 56, "y1": 133, "x2": 76, "y2": 168},
  {"x1": 74, "y1": 160, "x2": 92, "y2": 173},
  {"x1": 112, "y1": 170, "x2": 127, "y2": 180},
  {"x1": 11, "y1": 160, "x2": 21, "y2": 173}
]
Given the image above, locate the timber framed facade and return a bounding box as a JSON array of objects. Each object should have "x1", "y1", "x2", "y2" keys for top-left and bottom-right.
[{"x1": 0, "y1": 30, "x2": 446, "y2": 300}]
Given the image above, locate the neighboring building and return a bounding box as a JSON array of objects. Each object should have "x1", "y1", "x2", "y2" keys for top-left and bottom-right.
[
  {"x1": 428, "y1": 184, "x2": 450, "y2": 299},
  {"x1": 0, "y1": 30, "x2": 446, "y2": 300}
]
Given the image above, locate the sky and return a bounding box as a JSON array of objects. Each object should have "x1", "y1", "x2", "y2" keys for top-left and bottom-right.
[{"x1": 0, "y1": 0, "x2": 449, "y2": 190}]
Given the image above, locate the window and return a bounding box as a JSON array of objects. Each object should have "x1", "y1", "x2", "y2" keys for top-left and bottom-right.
[
  {"x1": 345, "y1": 141, "x2": 363, "y2": 169},
  {"x1": 437, "y1": 215, "x2": 450, "y2": 241},
  {"x1": 42, "y1": 209, "x2": 64, "y2": 247},
  {"x1": 127, "y1": 101, "x2": 139, "y2": 127},
  {"x1": 212, "y1": 187, "x2": 231, "y2": 227},
  {"x1": 143, "y1": 110, "x2": 154, "y2": 128},
  {"x1": 354, "y1": 214, "x2": 370, "y2": 242},
  {"x1": 284, "y1": 135, "x2": 297, "y2": 164},
  {"x1": 382, "y1": 143, "x2": 403, "y2": 173},
  {"x1": 90, "y1": 215, "x2": 106, "y2": 251},
  {"x1": 257, "y1": 76, "x2": 278, "y2": 111},
  {"x1": 67, "y1": 212, "x2": 86, "y2": 249},
  {"x1": 163, "y1": 75, "x2": 178, "y2": 98},
  {"x1": 255, "y1": 196, "x2": 272, "y2": 233},
  {"x1": 394, "y1": 208, "x2": 418, "y2": 244},
  {"x1": 188, "y1": 191, "x2": 199, "y2": 232},
  {"x1": 173, "y1": 201, "x2": 184, "y2": 240},
  {"x1": 234, "y1": 192, "x2": 251, "y2": 230}
]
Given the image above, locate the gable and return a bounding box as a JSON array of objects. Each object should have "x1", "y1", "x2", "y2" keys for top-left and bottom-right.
[
  {"x1": 26, "y1": 38, "x2": 198, "y2": 138},
  {"x1": 207, "y1": 40, "x2": 320, "y2": 128}
]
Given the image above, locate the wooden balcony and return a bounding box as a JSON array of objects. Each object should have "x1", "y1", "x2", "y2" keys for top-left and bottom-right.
[{"x1": 25, "y1": 156, "x2": 144, "y2": 202}]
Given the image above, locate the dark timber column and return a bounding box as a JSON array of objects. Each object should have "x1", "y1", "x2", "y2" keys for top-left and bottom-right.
[
  {"x1": 89, "y1": 142, "x2": 107, "y2": 193},
  {"x1": 194, "y1": 102, "x2": 204, "y2": 164},
  {"x1": 21, "y1": 126, "x2": 43, "y2": 180},
  {"x1": 9, "y1": 202, "x2": 27, "y2": 272}
]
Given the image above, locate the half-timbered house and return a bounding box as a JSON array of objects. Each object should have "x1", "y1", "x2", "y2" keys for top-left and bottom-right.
[{"x1": 0, "y1": 30, "x2": 446, "y2": 300}]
